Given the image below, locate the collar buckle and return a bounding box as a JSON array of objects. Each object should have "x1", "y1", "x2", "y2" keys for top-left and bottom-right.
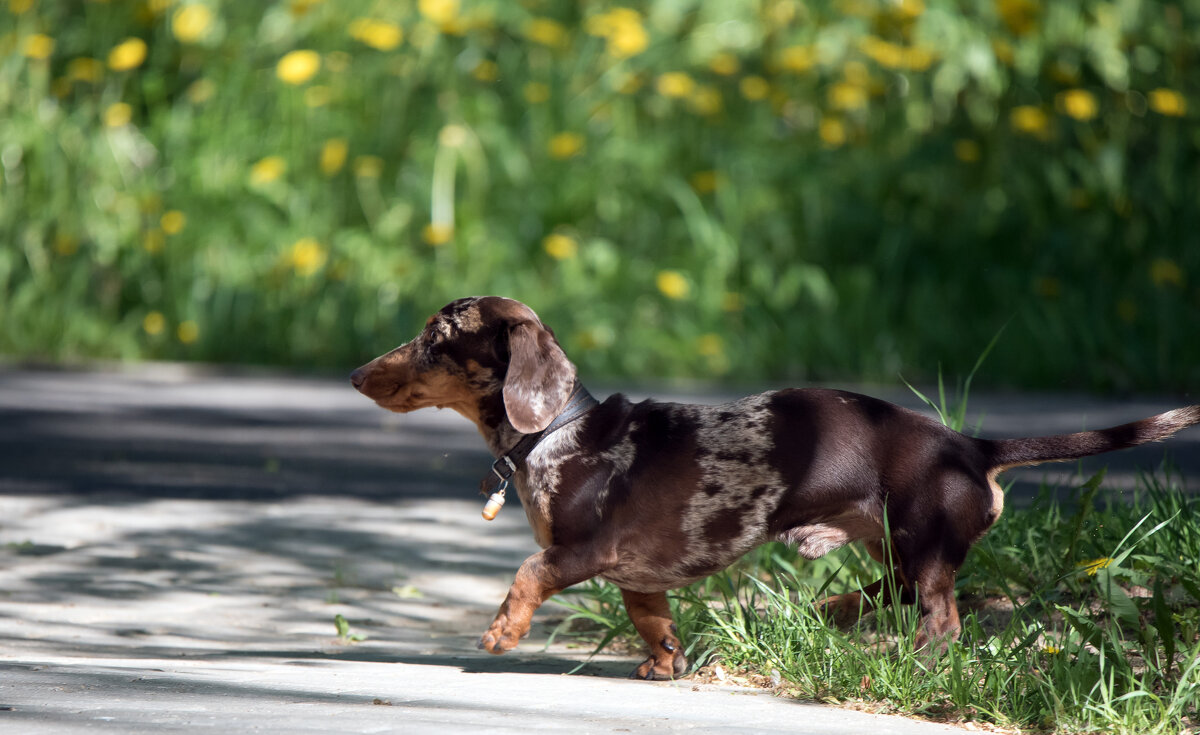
[{"x1": 491, "y1": 455, "x2": 517, "y2": 483}]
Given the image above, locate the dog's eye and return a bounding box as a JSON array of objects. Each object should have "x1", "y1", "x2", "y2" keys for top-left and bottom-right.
[{"x1": 424, "y1": 327, "x2": 452, "y2": 357}]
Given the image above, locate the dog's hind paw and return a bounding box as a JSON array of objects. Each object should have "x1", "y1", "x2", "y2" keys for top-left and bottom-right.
[{"x1": 630, "y1": 649, "x2": 688, "y2": 680}]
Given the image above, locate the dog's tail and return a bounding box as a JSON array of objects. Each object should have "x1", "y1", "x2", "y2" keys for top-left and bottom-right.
[{"x1": 984, "y1": 405, "x2": 1200, "y2": 471}]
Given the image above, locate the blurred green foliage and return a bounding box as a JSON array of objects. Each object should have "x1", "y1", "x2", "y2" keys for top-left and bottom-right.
[{"x1": 1, "y1": 0, "x2": 1198, "y2": 391}]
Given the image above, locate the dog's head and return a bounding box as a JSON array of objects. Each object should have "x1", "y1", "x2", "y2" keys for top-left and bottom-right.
[{"x1": 350, "y1": 296, "x2": 576, "y2": 433}]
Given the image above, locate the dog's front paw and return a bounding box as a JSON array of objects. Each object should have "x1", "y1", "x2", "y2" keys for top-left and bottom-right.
[{"x1": 477, "y1": 615, "x2": 527, "y2": 655}]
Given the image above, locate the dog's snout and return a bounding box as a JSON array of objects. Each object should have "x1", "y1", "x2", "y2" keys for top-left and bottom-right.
[{"x1": 349, "y1": 367, "x2": 368, "y2": 391}]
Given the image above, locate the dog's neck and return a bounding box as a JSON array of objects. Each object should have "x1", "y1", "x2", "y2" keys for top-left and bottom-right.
[
  {"x1": 460, "y1": 393, "x2": 524, "y2": 457},
  {"x1": 466, "y1": 383, "x2": 598, "y2": 461}
]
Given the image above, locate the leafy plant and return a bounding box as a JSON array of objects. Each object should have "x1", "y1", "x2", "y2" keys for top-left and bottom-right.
[{"x1": 2, "y1": 1, "x2": 1198, "y2": 393}]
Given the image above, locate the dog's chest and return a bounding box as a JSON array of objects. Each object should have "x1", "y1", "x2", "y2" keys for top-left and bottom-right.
[{"x1": 519, "y1": 421, "x2": 589, "y2": 548}]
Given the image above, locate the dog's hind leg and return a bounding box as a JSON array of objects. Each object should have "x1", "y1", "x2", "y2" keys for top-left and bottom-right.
[
  {"x1": 621, "y1": 589, "x2": 688, "y2": 680},
  {"x1": 816, "y1": 540, "x2": 913, "y2": 625}
]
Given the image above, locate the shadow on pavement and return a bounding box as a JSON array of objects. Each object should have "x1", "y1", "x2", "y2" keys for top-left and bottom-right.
[{"x1": 1, "y1": 366, "x2": 1197, "y2": 691}]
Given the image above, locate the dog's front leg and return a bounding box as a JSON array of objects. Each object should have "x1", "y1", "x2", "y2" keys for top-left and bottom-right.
[
  {"x1": 479, "y1": 545, "x2": 601, "y2": 654},
  {"x1": 622, "y1": 589, "x2": 687, "y2": 680}
]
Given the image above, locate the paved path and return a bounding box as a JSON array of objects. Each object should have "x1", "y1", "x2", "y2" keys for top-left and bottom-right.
[{"x1": 0, "y1": 365, "x2": 1196, "y2": 733}]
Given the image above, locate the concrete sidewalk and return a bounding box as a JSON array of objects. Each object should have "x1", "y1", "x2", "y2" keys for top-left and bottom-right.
[{"x1": 0, "y1": 365, "x2": 1196, "y2": 733}]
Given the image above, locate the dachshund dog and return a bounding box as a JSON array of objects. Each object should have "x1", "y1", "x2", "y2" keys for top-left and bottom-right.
[{"x1": 351, "y1": 296, "x2": 1200, "y2": 680}]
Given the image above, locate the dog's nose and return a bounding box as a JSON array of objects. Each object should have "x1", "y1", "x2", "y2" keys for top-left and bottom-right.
[{"x1": 350, "y1": 367, "x2": 367, "y2": 391}]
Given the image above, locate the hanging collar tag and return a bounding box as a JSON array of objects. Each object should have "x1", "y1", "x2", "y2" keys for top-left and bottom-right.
[
  {"x1": 482, "y1": 457, "x2": 515, "y2": 520},
  {"x1": 481, "y1": 482, "x2": 507, "y2": 521}
]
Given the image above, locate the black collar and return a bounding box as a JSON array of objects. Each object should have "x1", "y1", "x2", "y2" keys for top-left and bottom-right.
[{"x1": 481, "y1": 382, "x2": 598, "y2": 495}]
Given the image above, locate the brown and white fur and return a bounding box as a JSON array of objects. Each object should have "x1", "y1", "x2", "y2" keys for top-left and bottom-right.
[{"x1": 351, "y1": 296, "x2": 1200, "y2": 680}]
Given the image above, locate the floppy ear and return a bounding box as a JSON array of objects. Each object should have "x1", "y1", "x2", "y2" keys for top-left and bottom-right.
[{"x1": 502, "y1": 319, "x2": 576, "y2": 434}]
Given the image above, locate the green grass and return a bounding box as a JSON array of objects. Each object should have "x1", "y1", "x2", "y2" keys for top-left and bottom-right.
[{"x1": 2, "y1": 1, "x2": 1200, "y2": 391}]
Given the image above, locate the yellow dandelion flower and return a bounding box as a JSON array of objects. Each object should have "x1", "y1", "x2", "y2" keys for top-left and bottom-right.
[
  {"x1": 1010, "y1": 105, "x2": 1050, "y2": 138},
  {"x1": 143, "y1": 229, "x2": 165, "y2": 254},
  {"x1": 187, "y1": 78, "x2": 216, "y2": 104},
  {"x1": 656, "y1": 270, "x2": 690, "y2": 300},
  {"x1": 608, "y1": 21, "x2": 649, "y2": 58},
  {"x1": 709, "y1": 52, "x2": 740, "y2": 76},
  {"x1": 422, "y1": 223, "x2": 454, "y2": 245},
  {"x1": 320, "y1": 138, "x2": 348, "y2": 176},
  {"x1": 419, "y1": 0, "x2": 459, "y2": 26},
  {"x1": 354, "y1": 155, "x2": 383, "y2": 178},
  {"x1": 901, "y1": 46, "x2": 937, "y2": 71},
  {"x1": 542, "y1": 232, "x2": 578, "y2": 260},
  {"x1": 160, "y1": 210, "x2": 187, "y2": 235},
  {"x1": 993, "y1": 40, "x2": 1015, "y2": 65},
  {"x1": 996, "y1": 0, "x2": 1038, "y2": 36},
  {"x1": 22, "y1": 34, "x2": 55, "y2": 60},
  {"x1": 104, "y1": 102, "x2": 132, "y2": 128},
  {"x1": 547, "y1": 132, "x2": 584, "y2": 159},
  {"x1": 740, "y1": 75, "x2": 770, "y2": 101},
  {"x1": 276, "y1": 49, "x2": 320, "y2": 85},
  {"x1": 172, "y1": 4, "x2": 214, "y2": 43},
  {"x1": 287, "y1": 237, "x2": 327, "y2": 276},
  {"x1": 67, "y1": 57, "x2": 103, "y2": 83},
  {"x1": 1150, "y1": 257, "x2": 1184, "y2": 288},
  {"x1": 1078, "y1": 557, "x2": 1113, "y2": 576},
  {"x1": 108, "y1": 38, "x2": 148, "y2": 71},
  {"x1": 584, "y1": 8, "x2": 620, "y2": 36},
  {"x1": 1041, "y1": 644, "x2": 1062, "y2": 655},
  {"x1": 472, "y1": 59, "x2": 499, "y2": 82},
  {"x1": 54, "y1": 233, "x2": 79, "y2": 256},
  {"x1": 696, "y1": 334, "x2": 723, "y2": 357},
  {"x1": 177, "y1": 321, "x2": 200, "y2": 344},
  {"x1": 689, "y1": 86, "x2": 722, "y2": 116},
  {"x1": 819, "y1": 117, "x2": 847, "y2": 147},
  {"x1": 656, "y1": 72, "x2": 695, "y2": 99},
  {"x1": 690, "y1": 170, "x2": 720, "y2": 194},
  {"x1": 778, "y1": 45, "x2": 817, "y2": 73},
  {"x1": 859, "y1": 37, "x2": 905, "y2": 70},
  {"x1": 10, "y1": 0, "x2": 34, "y2": 14},
  {"x1": 1049, "y1": 61, "x2": 1080, "y2": 86},
  {"x1": 290, "y1": 0, "x2": 322, "y2": 16},
  {"x1": 525, "y1": 17, "x2": 566, "y2": 47},
  {"x1": 829, "y1": 81, "x2": 868, "y2": 111},
  {"x1": 523, "y1": 82, "x2": 550, "y2": 104},
  {"x1": 1148, "y1": 88, "x2": 1187, "y2": 117},
  {"x1": 1057, "y1": 89, "x2": 1098, "y2": 121},
  {"x1": 954, "y1": 139, "x2": 981, "y2": 163},
  {"x1": 587, "y1": 8, "x2": 649, "y2": 59},
  {"x1": 348, "y1": 18, "x2": 404, "y2": 51},
  {"x1": 143, "y1": 311, "x2": 166, "y2": 335},
  {"x1": 250, "y1": 155, "x2": 286, "y2": 185}
]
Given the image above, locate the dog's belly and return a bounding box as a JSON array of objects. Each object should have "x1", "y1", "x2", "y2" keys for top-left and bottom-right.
[
  {"x1": 597, "y1": 567, "x2": 711, "y2": 594},
  {"x1": 597, "y1": 533, "x2": 768, "y2": 593}
]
